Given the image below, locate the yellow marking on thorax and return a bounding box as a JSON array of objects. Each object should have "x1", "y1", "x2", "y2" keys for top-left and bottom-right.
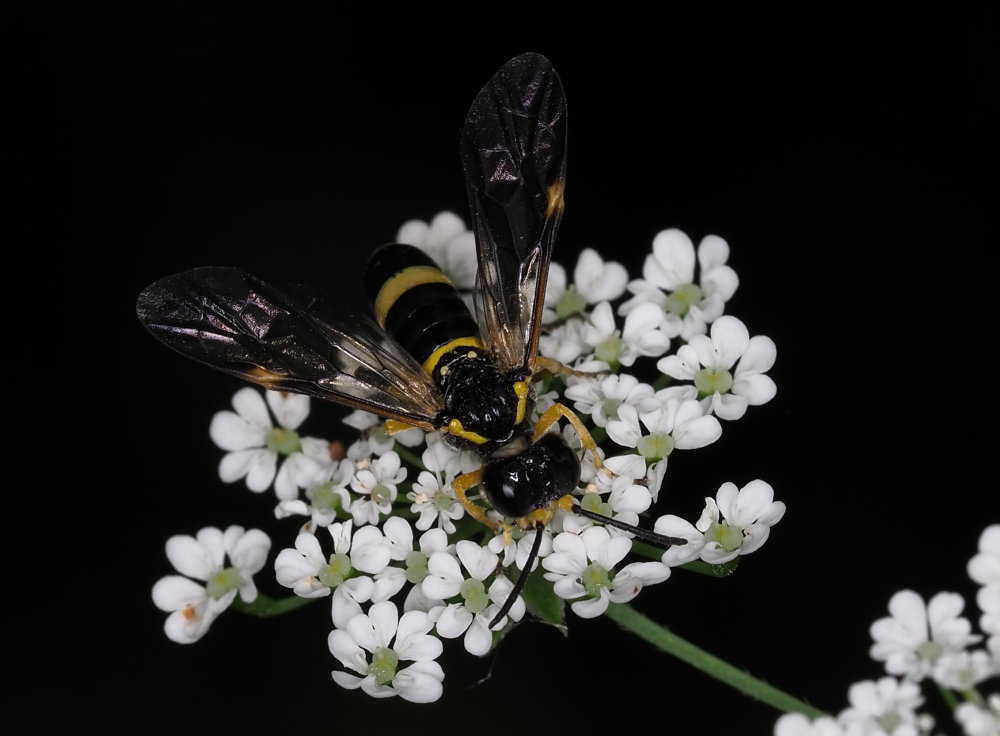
[
  {"x1": 422, "y1": 336, "x2": 484, "y2": 375},
  {"x1": 513, "y1": 380, "x2": 529, "y2": 424},
  {"x1": 373, "y1": 265, "x2": 451, "y2": 326},
  {"x1": 447, "y1": 418, "x2": 488, "y2": 445}
]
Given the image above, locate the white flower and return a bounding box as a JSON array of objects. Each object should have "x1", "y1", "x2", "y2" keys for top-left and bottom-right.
[
  {"x1": 582, "y1": 453, "x2": 653, "y2": 519},
  {"x1": 542, "y1": 526, "x2": 669, "y2": 619},
  {"x1": 583, "y1": 301, "x2": 671, "y2": 368},
  {"x1": 422, "y1": 540, "x2": 524, "y2": 650},
  {"x1": 397, "y1": 211, "x2": 477, "y2": 290},
  {"x1": 774, "y1": 713, "x2": 847, "y2": 736},
  {"x1": 564, "y1": 373, "x2": 660, "y2": 428},
  {"x1": 693, "y1": 480, "x2": 786, "y2": 564},
  {"x1": 274, "y1": 458, "x2": 355, "y2": 530},
  {"x1": 836, "y1": 677, "x2": 928, "y2": 736},
  {"x1": 620, "y1": 228, "x2": 739, "y2": 339},
  {"x1": 955, "y1": 699, "x2": 1000, "y2": 736},
  {"x1": 538, "y1": 315, "x2": 590, "y2": 364},
  {"x1": 869, "y1": 590, "x2": 981, "y2": 681},
  {"x1": 209, "y1": 387, "x2": 323, "y2": 499},
  {"x1": 152, "y1": 525, "x2": 271, "y2": 644},
  {"x1": 406, "y1": 435, "x2": 467, "y2": 533},
  {"x1": 932, "y1": 648, "x2": 997, "y2": 690},
  {"x1": 329, "y1": 600, "x2": 444, "y2": 703},
  {"x1": 968, "y1": 524, "x2": 1000, "y2": 647},
  {"x1": 544, "y1": 248, "x2": 628, "y2": 322},
  {"x1": 349, "y1": 452, "x2": 407, "y2": 526},
  {"x1": 657, "y1": 315, "x2": 777, "y2": 421},
  {"x1": 605, "y1": 398, "x2": 722, "y2": 460},
  {"x1": 343, "y1": 410, "x2": 425, "y2": 457}
]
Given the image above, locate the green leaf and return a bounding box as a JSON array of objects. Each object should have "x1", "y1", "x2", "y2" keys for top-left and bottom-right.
[
  {"x1": 520, "y1": 567, "x2": 567, "y2": 633},
  {"x1": 231, "y1": 593, "x2": 315, "y2": 617}
]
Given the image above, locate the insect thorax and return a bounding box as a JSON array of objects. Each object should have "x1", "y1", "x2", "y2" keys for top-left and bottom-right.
[{"x1": 436, "y1": 350, "x2": 532, "y2": 451}]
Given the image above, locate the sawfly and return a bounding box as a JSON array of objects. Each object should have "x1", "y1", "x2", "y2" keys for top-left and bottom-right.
[{"x1": 137, "y1": 53, "x2": 685, "y2": 629}]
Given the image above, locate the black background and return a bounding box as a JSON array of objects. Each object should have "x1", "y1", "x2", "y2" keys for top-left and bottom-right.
[{"x1": 22, "y1": 6, "x2": 998, "y2": 734}]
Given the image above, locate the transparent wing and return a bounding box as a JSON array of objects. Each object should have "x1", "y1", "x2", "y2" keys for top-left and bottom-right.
[
  {"x1": 461, "y1": 52, "x2": 568, "y2": 374},
  {"x1": 136, "y1": 267, "x2": 443, "y2": 430}
]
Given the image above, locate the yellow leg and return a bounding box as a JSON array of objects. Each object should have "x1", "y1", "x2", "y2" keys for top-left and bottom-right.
[
  {"x1": 451, "y1": 469, "x2": 501, "y2": 531},
  {"x1": 533, "y1": 402, "x2": 604, "y2": 472},
  {"x1": 534, "y1": 356, "x2": 604, "y2": 379}
]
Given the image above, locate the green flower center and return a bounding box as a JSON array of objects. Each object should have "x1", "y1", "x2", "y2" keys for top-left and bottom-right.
[
  {"x1": 637, "y1": 432, "x2": 674, "y2": 461},
  {"x1": 594, "y1": 334, "x2": 623, "y2": 367},
  {"x1": 600, "y1": 398, "x2": 622, "y2": 420},
  {"x1": 371, "y1": 483, "x2": 393, "y2": 506},
  {"x1": 581, "y1": 563, "x2": 611, "y2": 598},
  {"x1": 267, "y1": 427, "x2": 301, "y2": 456},
  {"x1": 318, "y1": 552, "x2": 352, "y2": 587},
  {"x1": 404, "y1": 551, "x2": 429, "y2": 585},
  {"x1": 556, "y1": 288, "x2": 587, "y2": 320},
  {"x1": 664, "y1": 283, "x2": 703, "y2": 317},
  {"x1": 580, "y1": 492, "x2": 611, "y2": 518},
  {"x1": 369, "y1": 646, "x2": 399, "y2": 686},
  {"x1": 460, "y1": 578, "x2": 490, "y2": 614},
  {"x1": 694, "y1": 368, "x2": 733, "y2": 397},
  {"x1": 704, "y1": 521, "x2": 744, "y2": 552},
  {"x1": 916, "y1": 640, "x2": 944, "y2": 663},
  {"x1": 205, "y1": 566, "x2": 241, "y2": 599},
  {"x1": 311, "y1": 482, "x2": 343, "y2": 513}
]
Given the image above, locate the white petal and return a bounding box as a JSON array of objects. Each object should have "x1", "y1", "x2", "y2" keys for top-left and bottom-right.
[
  {"x1": 435, "y1": 603, "x2": 474, "y2": 638},
  {"x1": 737, "y1": 334, "x2": 777, "y2": 375},
  {"x1": 463, "y1": 618, "x2": 495, "y2": 656},
  {"x1": 266, "y1": 390, "x2": 310, "y2": 429},
  {"x1": 217, "y1": 449, "x2": 255, "y2": 484},
  {"x1": 646, "y1": 229, "x2": 695, "y2": 289},
  {"x1": 392, "y1": 661, "x2": 445, "y2": 703},
  {"x1": 152, "y1": 575, "x2": 206, "y2": 612},
  {"x1": 697, "y1": 234, "x2": 730, "y2": 270},
  {"x1": 244, "y1": 450, "x2": 278, "y2": 492},
  {"x1": 344, "y1": 610, "x2": 380, "y2": 653},
  {"x1": 166, "y1": 530, "x2": 223, "y2": 579},
  {"x1": 709, "y1": 316, "x2": 750, "y2": 369},
  {"x1": 672, "y1": 414, "x2": 722, "y2": 450},
  {"x1": 727, "y1": 480, "x2": 777, "y2": 527},
  {"x1": 711, "y1": 393, "x2": 748, "y2": 421},
  {"x1": 210, "y1": 411, "x2": 267, "y2": 452},
  {"x1": 702, "y1": 264, "x2": 739, "y2": 301},
  {"x1": 366, "y1": 600, "x2": 400, "y2": 648},
  {"x1": 328, "y1": 628, "x2": 370, "y2": 674},
  {"x1": 656, "y1": 344, "x2": 701, "y2": 380},
  {"x1": 230, "y1": 387, "x2": 271, "y2": 427},
  {"x1": 571, "y1": 590, "x2": 610, "y2": 618},
  {"x1": 576, "y1": 249, "x2": 628, "y2": 302},
  {"x1": 456, "y1": 540, "x2": 497, "y2": 581},
  {"x1": 734, "y1": 374, "x2": 776, "y2": 410},
  {"x1": 227, "y1": 527, "x2": 271, "y2": 574}
]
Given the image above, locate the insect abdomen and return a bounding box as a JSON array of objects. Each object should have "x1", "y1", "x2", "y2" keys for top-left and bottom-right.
[{"x1": 364, "y1": 243, "x2": 482, "y2": 375}]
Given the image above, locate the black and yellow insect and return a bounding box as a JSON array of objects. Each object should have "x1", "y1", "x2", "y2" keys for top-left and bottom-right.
[{"x1": 137, "y1": 53, "x2": 683, "y2": 628}]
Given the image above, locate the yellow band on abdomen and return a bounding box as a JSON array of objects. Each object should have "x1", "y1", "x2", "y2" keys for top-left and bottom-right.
[
  {"x1": 422, "y1": 336, "x2": 485, "y2": 375},
  {"x1": 373, "y1": 266, "x2": 452, "y2": 326}
]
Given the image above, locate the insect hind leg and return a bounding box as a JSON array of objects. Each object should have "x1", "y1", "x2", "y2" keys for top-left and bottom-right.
[
  {"x1": 451, "y1": 469, "x2": 502, "y2": 531},
  {"x1": 533, "y1": 402, "x2": 604, "y2": 472}
]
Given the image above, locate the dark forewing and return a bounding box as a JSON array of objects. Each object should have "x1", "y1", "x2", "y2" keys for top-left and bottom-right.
[
  {"x1": 460, "y1": 52, "x2": 567, "y2": 374},
  {"x1": 136, "y1": 267, "x2": 443, "y2": 430}
]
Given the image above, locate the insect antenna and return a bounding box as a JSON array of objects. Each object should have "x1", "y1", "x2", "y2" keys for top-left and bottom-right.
[
  {"x1": 489, "y1": 525, "x2": 546, "y2": 630},
  {"x1": 574, "y1": 506, "x2": 688, "y2": 549}
]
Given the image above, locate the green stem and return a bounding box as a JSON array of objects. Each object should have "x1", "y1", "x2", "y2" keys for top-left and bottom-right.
[
  {"x1": 393, "y1": 444, "x2": 425, "y2": 470},
  {"x1": 605, "y1": 603, "x2": 827, "y2": 718},
  {"x1": 232, "y1": 593, "x2": 314, "y2": 617},
  {"x1": 936, "y1": 682, "x2": 960, "y2": 710}
]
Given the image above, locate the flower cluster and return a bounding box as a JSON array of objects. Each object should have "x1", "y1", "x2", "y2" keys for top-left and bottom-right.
[
  {"x1": 151, "y1": 212, "x2": 782, "y2": 703},
  {"x1": 775, "y1": 524, "x2": 1000, "y2": 736}
]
